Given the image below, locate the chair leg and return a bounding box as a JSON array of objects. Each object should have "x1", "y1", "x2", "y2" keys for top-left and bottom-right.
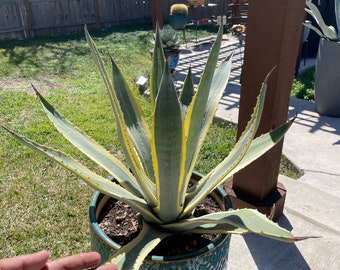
[{"x1": 181, "y1": 29, "x2": 187, "y2": 48}]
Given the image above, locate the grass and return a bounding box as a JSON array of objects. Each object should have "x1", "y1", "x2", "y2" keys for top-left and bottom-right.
[
  {"x1": 0, "y1": 23, "x2": 302, "y2": 259},
  {"x1": 291, "y1": 67, "x2": 315, "y2": 101}
]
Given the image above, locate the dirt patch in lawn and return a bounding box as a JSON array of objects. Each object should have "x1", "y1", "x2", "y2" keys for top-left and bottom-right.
[{"x1": 0, "y1": 75, "x2": 68, "y2": 95}]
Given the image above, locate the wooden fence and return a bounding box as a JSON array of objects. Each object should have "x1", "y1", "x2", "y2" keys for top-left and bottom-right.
[{"x1": 0, "y1": 0, "x2": 229, "y2": 41}]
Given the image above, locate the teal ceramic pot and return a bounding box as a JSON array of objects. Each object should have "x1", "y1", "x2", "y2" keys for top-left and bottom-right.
[
  {"x1": 89, "y1": 173, "x2": 232, "y2": 269},
  {"x1": 314, "y1": 38, "x2": 340, "y2": 117},
  {"x1": 169, "y1": 14, "x2": 188, "y2": 30}
]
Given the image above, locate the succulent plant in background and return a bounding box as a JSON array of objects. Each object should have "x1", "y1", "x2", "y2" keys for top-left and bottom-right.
[
  {"x1": 304, "y1": 0, "x2": 340, "y2": 117},
  {"x1": 1, "y1": 25, "x2": 309, "y2": 270},
  {"x1": 304, "y1": 0, "x2": 340, "y2": 41},
  {"x1": 155, "y1": 24, "x2": 180, "y2": 51},
  {"x1": 169, "y1": 3, "x2": 189, "y2": 31},
  {"x1": 151, "y1": 24, "x2": 181, "y2": 74}
]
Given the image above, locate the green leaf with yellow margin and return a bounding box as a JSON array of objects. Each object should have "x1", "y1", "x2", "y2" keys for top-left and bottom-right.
[
  {"x1": 85, "y1": 26, "x2": 157, "y2": 207},
  {"x1": 31, "y1": 85, "x2": 143, "y2": 198},
  {"x1": 150, "y1": 24, "x2": 166, "y2": 107},
  {"x1": 162, "y1": 209, "x2": 301, "y2": 242},
  {"x1": 151, "y1": 63, "x2": 185, "y2": 222},
  {"x1": 181, "y1": 26, "x2": 232, "y2": 207},
  {"x1": 109, "y1": 221, "x2": 170, "y2": 270},
  {"x1": 0, "y1": 125, "x2": 162, "y2": 224},
  {"x1": 109, "y1": 55, "x2": 155, "y2": 185},
  {"x1": 182, "y1": 71, "x2": 269, "y2": 216}
]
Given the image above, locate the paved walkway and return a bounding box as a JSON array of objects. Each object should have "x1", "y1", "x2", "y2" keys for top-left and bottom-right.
[{"x1": 175, "y1": 35, "x2": 340, "y2": 269}]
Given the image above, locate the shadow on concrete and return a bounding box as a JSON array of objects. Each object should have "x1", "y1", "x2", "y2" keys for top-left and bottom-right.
[
  {"x1": 288, "y1": 98, "x2": 340, "y2": 139},
  {"x1": 176, "y1": 35, "x2": 340, "y2": 144},
  {"x1": 173, "y1": 37, "x2": 243, "y2": 91},
  {"x1": 242, "y1": 215, "x2": 311, "y2": 270},
  {"x1": 220, "y1": 83, "x2": 241, "y2": 112}
]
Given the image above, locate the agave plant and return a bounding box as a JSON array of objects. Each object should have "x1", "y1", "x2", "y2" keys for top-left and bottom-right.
[
  {"x1": 304, "y1": 0, "x2": 340, "y2": 41},
  {"x1": 153, "y1": 25, "x2": 180, "y2": 51},
  {"x1": 1, "y1": 25, "x2": 307, "y2": 269}
]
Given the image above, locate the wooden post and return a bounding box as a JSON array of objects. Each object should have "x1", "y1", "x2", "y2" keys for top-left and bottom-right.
[
  {"x1": 151, "y1": 0, "x2": 163, "y2": 30},
  {"x1": 229, "y1": 0, "x2": 242, "y2": 25},
  {"x1": 93, "y1": 0, "x2": 100, "y2": 28},
  {"x1": 224, "y1": 0, "x2": 306, "y2": 220},
  {"x1": 23, "y1": 0, "x2": 33, "y2": 38}
]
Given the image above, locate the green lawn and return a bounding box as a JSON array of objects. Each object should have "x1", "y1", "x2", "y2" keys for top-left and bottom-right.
[
  {"x1": 0, "y1": 23, "x2": 303, "y2": 259},
  {"x1": 291, "y1": 67, "x2": 315, "y2": 101}
]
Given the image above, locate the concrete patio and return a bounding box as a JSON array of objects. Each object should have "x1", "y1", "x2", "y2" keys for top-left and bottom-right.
[{"x1": 173, "y1": 34, "x2": 340, "y2": 269}]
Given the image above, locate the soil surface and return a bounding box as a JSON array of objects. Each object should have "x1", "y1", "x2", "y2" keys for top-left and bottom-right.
[{"x1": 98, "y1": 196, "x2": 222, "y2": 257}]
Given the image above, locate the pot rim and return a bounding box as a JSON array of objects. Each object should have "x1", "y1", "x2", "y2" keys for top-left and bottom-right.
[
  {"x1": 89, "y1": 173, "x2": 231, "y2": 262},
  {"x1": 320, "y1": 37, "x2": 340, "y2": 44}
]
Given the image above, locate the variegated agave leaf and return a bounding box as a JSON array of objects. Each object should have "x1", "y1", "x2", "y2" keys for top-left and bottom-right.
[{"x1": 0, "y1": 24, "x2": 311, "y2": 270}]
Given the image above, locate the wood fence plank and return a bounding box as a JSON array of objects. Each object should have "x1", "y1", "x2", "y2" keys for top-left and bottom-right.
[{"x1": 0, "y1": 0, "x2": 225, "y2": 40}]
